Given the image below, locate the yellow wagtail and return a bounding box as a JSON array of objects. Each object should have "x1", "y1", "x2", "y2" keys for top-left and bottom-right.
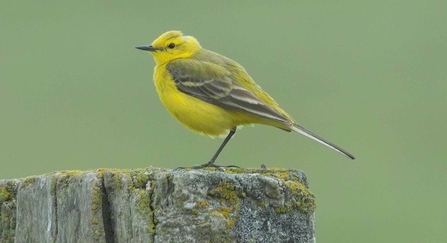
[{"x1": 136, "y1": 31, "x2": 354, "y2": 168}]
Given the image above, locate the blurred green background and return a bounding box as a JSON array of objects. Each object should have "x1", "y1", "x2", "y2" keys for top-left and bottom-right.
[{"x1": 1, "y1": 1, "x2": 446, "y2": 242}]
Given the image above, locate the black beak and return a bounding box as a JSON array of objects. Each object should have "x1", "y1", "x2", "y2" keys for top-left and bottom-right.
[{"x1": 135, "y1": 45, "x2": 160, "y2": 52}]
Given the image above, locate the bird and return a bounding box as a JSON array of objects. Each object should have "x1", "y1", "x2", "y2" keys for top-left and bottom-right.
[{"x1": 136, "y1": 31, "x2": 354, "y2": 168}]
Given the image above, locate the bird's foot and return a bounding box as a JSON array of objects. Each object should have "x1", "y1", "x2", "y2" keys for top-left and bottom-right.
[{"x1": 175, "y1": 161, "x2": 239, "y2": 170}]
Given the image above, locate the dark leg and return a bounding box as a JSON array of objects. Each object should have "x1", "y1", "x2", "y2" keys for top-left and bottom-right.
[
  {"x1": 206, "y1": 127, "x2": 237, "y2": 167},
  {"x1": 177, "y1": 127, "x2": 238, "y2": 169}
]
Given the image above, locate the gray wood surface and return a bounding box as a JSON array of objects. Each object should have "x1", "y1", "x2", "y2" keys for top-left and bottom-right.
[{"x1": 0, "y1": 167, "x2": 316, "y2": 243}]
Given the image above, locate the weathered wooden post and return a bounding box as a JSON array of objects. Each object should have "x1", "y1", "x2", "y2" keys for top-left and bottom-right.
[{"x1": 0, "y1": 167, "x2": 316, "y2": 242}]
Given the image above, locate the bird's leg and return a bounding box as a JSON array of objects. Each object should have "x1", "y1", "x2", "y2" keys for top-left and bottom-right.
[
  {"x1": 177, "y1": 128, "x2": 238, "y2": 169},
  {"x1": 204, "y1": 127, "x2": 237, "y2": 167}
]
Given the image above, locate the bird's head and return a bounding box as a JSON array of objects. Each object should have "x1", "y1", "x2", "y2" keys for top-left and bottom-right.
[{"x1": 136, "y1": 31, "x2": 201, "y2": 65}]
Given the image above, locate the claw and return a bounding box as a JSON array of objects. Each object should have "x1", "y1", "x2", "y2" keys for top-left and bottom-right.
[{"x1": 175, "y1": 162, "x2": 239, "y2": 170}]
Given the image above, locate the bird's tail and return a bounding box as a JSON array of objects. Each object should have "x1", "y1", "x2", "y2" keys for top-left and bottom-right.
[{"x1": 292, "y1": 124, "x2": 355, "y2": 160}]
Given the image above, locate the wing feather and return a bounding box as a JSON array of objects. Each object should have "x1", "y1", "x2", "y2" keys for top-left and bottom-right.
[{"x1": 166, "y1": 59, "x2": 290, "y2": 124}]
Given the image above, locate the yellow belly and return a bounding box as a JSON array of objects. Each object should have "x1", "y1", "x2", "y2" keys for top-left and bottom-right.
[{"x1": 154, "y1": 66, "x2": 256, "y2": 136}]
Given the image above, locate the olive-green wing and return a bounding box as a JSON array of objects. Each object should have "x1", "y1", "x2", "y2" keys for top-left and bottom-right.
[{"x1": 166, "y1": 59, "x2": 291, "y2": 125}]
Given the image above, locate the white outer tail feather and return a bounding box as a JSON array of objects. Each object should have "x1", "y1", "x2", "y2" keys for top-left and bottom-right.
[{"x1": 292, "y1": 124, "x2": 355, "y2": 160}]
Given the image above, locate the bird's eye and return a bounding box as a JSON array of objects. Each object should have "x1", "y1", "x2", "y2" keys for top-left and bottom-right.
[{"x1": 168, "y1": 43, "x2": 176, "y2": 49}]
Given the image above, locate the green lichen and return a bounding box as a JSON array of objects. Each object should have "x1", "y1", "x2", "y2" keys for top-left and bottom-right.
[
  {"x1": 201, "y1": 167, "x2": 217, "y2": 172},
  {"x1": 0, "y1": 181, "x2": 16, "y2": 204},
  {"x1": 133, "y1": 172, "x2": 149, "y2": 189},
  {"x1": 275, "y1": 180, "x2": 316, "y2": 214},
  {"x1": 0, "y1": 194, "x2": 16, "y2": 243},
  {"x1": 226, "y1": 167, "x2": 316, "y2": 214},
  {"x1": 65, "y1": 170, "x2": 82, "y2": 177},
  {"x1": 208, "y1": 181, "x2": 244, "y2": 228},
  {"x1": 105, "y1": 171, "x2": 125, "y2": 190},
  {"x1": 274, "y1": 205, "x2": 292, "y2": 213},
  {"x1": 217, "y1": 207, "x2": 235, "y2": 227},
  {"x1": 211, "y1": 167, "x2": 315, "y2": 214},
  {"x1": 137, "y1": 190, "x2": 152, "y2": 215},
  {"x1": 259, "y1": 168, "x2": 298, "y2": 181},
  {"x1": 55, "y1": 170, "x2": 83, "y2": 191},
  {"x1": 209, "y1": 181, "x2": 245, "y2": 205},
  {"x1": 22, "y1": 176, "x2": 36, "y2": 186},
  {"x1": 195, "y1": 200, "x2": 210, "y2": 208},
  {"x1": 137, "y1": 187, "x2": 154, "y2": 234},
  {"x1": 91, "y1": 179, "x2": 102, "y2": 217}
]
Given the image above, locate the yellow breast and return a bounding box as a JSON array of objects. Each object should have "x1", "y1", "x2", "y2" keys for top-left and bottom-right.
[{"x1": 153, "y1": 64, "x2": 255, "y2": 137}]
